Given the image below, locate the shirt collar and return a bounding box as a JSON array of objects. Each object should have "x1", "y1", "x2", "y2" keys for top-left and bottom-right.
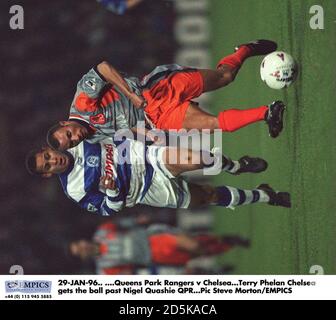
[{"x1": 60, "y1": 151, "x2": 75, "y2": 176}]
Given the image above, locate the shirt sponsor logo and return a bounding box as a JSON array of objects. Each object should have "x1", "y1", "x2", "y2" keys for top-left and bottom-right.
[
  {"x1": 5, "y1": 280, "x2": 52, "y2": 293},
  {"x1": 90, "y1": 113, "x2": 106, "y2": 125},
  {"x1": 105, "y1": 144, "x2": 115, "y2": 179}
]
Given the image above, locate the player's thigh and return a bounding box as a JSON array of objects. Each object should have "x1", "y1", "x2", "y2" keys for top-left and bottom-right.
[
  {"x1": 140, "y1": 171, "x2": 191, "y2": 209},
  {"x1": 198, "y1": 67, "x2": 234, "y2": 92},
  {"x1": 147, "y1": 146, "x2": 200, "y2": 177},
  {"x1": 163, "y1": 147, "x2": 202, "y2": 176},
  {"x1": 170, "y1": 71, "x2": 204, "y2": 100},
  {"x1": 182, "y1": 102, "x2": 218, "y2": 131}
]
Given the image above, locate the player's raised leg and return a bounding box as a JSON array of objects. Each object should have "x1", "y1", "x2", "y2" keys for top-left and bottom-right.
[
  {"x1": 199, "y1": 39, "x2": 278, "y2": 92},
  {"x1": 181, "y1": 101, "x2": 285, "y2": 138},
  {"x1": 162, "y1": 146, "x2": 268, "y2": 177}
]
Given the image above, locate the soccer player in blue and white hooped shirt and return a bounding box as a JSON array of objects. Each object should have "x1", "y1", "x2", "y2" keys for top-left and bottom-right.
[{"x1": 26, "y1": 138, "x2": 290, "y2": 214}]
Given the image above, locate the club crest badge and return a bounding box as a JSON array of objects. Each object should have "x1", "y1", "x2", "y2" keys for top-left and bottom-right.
[
  {"x1": 85, "y1": 78, "x2": 97, "y2": 91},
  {"x1": 86, "y1": 155, "x2": 99, "y2": 168}
]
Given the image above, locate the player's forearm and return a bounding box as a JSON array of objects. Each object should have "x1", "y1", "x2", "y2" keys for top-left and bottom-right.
[
  {"x1": 97, "y1": 61, "x2": 145, "y2": 108},
  {"x1": 97, "y1": 61, "x2": 133, "y2": 98}
]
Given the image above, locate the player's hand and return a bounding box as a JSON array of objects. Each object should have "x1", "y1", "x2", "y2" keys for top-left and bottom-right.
[
  {"x1": 100, "y1": 175, "x2": 116, "y2": 190},
  {"x1": 129, "y1": 92, "x2": 146, "y2": 109}
]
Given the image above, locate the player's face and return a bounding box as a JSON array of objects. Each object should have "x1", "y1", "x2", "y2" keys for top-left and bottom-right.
[
  {"x1": 70, "y1": 240, "x2": 97, "y2": 260},
  {"x1": 54, "y1": 121, "x2": 89, "y2": 151},
  {"x1": 35, "y1": 147, "x2": 70, "y2": 177}
]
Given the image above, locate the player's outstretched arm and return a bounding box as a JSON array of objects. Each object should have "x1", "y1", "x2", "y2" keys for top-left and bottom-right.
[{"x1": 97, "y1": 61, "x2": 146, "y2": 108}]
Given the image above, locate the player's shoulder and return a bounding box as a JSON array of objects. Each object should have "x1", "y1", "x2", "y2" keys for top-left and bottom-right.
[
  {"x1": 79, "y1": 67, "x2": 104, "y2": 81},
  {"x1": 76, "y1": 67, "x2": 107, "y2": 95}
]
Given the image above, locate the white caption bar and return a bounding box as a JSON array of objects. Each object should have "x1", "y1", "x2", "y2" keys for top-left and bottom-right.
[{"x1": 0, "y1": 275, "x2": 335, "y2": 300}]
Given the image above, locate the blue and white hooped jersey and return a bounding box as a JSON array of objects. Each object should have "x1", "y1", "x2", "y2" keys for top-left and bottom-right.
[{"x1": 58, "y1": 138, "x2": 154, "y2": 215}]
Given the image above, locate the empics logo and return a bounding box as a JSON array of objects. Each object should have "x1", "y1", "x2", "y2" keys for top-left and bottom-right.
[{"x1": 5, "y1": 281, "x2": 52, "y2": 293}]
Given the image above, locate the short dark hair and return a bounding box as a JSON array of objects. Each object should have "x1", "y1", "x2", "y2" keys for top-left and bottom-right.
[
  {"x1": 46, "y1": 123, "x2": 62, "y2": 150},
  {"x1": 25, "y1": 148, "x2": 42, "y2": 175}
]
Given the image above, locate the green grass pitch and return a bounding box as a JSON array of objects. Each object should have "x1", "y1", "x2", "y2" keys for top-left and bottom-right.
[{"x1": 210, "y1": 0, "x2": 336, "y2": 274}]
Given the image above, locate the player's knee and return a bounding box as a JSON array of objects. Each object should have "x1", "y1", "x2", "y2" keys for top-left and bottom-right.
[
  {"x1": 187, "y1": 149, "x2": 201, "y2": 165},
  {"x1": 181, "y1": 149, "x2": 196, "y2": 165},
  {"x1": 185, "y1": 150, "x2": 193, "y2": 163},
  {"x1": 207, "y1": 116, "x2": 219, "y2": 130},
  {"x1": 203, "y1": 185, "x2": 217, "y2": 203},
  {"x1": 221, "y1": 69, "x2": 235, "y2": 84},
  {"x1": 197, "y1": 186, "x2": 215, "y2": 206}
]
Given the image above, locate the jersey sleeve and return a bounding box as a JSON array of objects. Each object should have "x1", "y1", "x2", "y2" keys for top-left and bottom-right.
[
  {"x1": 78, "y1": 189, "x2": 125, "y2": 216},
  {"x1": 77, "y1": 67, "x2": 107, "y2": 99},
  {"x1": 74, "y1": 68, "x2": 108, "y2": 114}
]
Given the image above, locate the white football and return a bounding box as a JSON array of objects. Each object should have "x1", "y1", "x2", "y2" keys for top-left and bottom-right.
[{"x1": 260, "y1": 51, "x2": 298, "y2": 89}]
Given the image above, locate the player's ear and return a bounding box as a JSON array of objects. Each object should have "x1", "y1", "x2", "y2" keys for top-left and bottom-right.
[{"x1": 42, "y1": 173, "x2": 53, "y2": 178}]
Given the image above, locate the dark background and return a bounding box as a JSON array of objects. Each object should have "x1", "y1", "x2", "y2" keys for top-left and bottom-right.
[{"x1": 0, "y1": 0, "x2": 177, "y2": 274}]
